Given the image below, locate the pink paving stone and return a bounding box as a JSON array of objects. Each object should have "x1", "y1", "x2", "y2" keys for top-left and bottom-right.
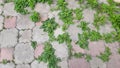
[
  {"x1": 0, "y1": 48, "x2": 14, "y2": 62},
  {"x1": 68, "y1": 58, "x2": 90, "y2": 68},
  {"x1": 71, "y1": 42, "x2": 85, "y2": 54},
  {"x1": 105, "y1": 42, "x2": 119, "y2": 55},
  {"x1": 88, "y1": 41, "x2": 105, "y2": 56},
  {"x1": 40, "y1": 14, "x2": 48, "y2": 21},
  {"x1": 4, "y1": 16, "x2": 16, "y2": 28},
  {"x1": 107, "y1": 55, "x2": 120, "y2": 68},
  {"x1": 34, "y1": 45, "x2": 44, "y2": 58}
]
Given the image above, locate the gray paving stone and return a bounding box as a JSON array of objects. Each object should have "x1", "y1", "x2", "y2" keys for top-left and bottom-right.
[
  {"x1": 19, "y1": 30, "x2": 32, "y2": 43},
  {"x1": 0, "y1": 0, "x2": 4, "y2": 4},
  {"x1": 0, "y1": 6, "x2": 3, "y2": 14},
  {"x1": 16, "y1": 64, "x2": 30, "y2": 68},
  {"x1": 51, "y1": 41, "x2": 68, "y2": 60},
  {"x1": 90, "y1": 57, "x2": 106, "y2": 68},
  {"x1": 32, "y1": 26, "x2": 49, "y2": 44},
  {"x1": 0, "y1": 62, "x2": 15, "y2": 68},
  {"x1": 16, "y1": 15, "x2": 35, "y2": 30},
  {"x1": 66, "y1": 0, "x2": 80, "y2": 9},
  {"x1": 0, "y1": 15, "x2": 4, "y2": 30},
  {"x1": 58, "y1": 60, "x2": 68, "y2": 68},
  {"x1": 54, "y1": 27, "x2": 64, "y2": 38},
  {"x1": 67, "y1": 23, "x2": 82, "y2": 42},
  {"x1": 31, "y1": 60, "x2": 48, "y2": 68},
  {"x1": 0, "y1": 28, "x2": 18, "y2": 48},
  {"x1": 3, "y1": 2, "x2": 18, "y2": 16},
  {"x1": 14, "y1": 43, "x2": 34, "y2": 64}
]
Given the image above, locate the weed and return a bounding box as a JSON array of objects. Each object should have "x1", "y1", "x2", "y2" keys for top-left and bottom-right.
[
  {"x1": 31, "y1": 41, "x2": 37, "y2": 49},
  {"x1": 77, "y1": 21, "x2": 90, "y2": 31},
  {"x1": 89, "y1": 30, "x2": 101, "y2": 41},
  {"x1": 85, "y1": 54, "x2": 92, "y2": 62},
  {"x1": 74, "y1": 8, "x2": 83, "y2": 20},
  {"x1": 30, "y1": 11, "x2": 40, "y2": 22}
]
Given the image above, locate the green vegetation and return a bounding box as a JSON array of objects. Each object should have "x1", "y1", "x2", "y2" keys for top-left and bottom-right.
[
  {"x1": 37, "y1": 42, "x2": 60, "y2": 68},
  {"x1": 87, "y1": 0, "x2": 99, "y2": 8},
  {"x1": 30, "y1": 11, "x2": 40, "y2": 22},
  {"x1": 77, "y1": 21, "x2": 89, "y2": 31},
  {"x1": 57, "y1": 0, "x2": 67, "y2": 10},
  {"x1": 98, "y1": 47, "x2": 111, "y2": 62},
  {"x1": 74, "y1": 53, "x2": 84, "y2": 58},
  {"x1": 31, "y1": 41, "x2": 37, "y2": 49},
  {"x1": 74, "y1": 8, "x2": 83, "y2": 20},
  {"x1": 85, "y1": 54, "x2": 92, "y2": 62},
  {"x1": 89, "y1": 30, "x2": 101, "y2": 41},
  {"x1": 40, "y1": 18, "x2": 58, "y2": 41},
  {"x1": 2, "y1": 59, "x2": 8, "y2": 64},
  {"x1": 118, "y1": 48, "x2": 120, "y2": 54}
]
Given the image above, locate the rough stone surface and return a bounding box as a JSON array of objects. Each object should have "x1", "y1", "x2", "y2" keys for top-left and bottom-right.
[
  {"x1": 0, "y1": 6, "x2": 3, "y2": 14},
  {"x1": 68, "y1": 58, "x2": 90, "y2": 68},
  {"x1": 19, "y1": 30, "x2": 32, "y2": 43},
  {"x1": 0, "y1": 48, "x2": 14, "y2": 62},
  {"x1": 16, "y1": 64, "x2": 30, "y2": 68},
  {"x1": 4, "y1": 16, "x2": 16, "y2": 29},
  {"x1": 58, "y1": 60, "x2": 68, "y2": 68},
  {"x1": 90, "y1": 57, "x2": 106, "y2": 68},
  {"x1": 66, "y1": 0, "x2": 80, "y2": 9},
  {"x1": 0, "y1": 28, "x2": 18, "y2": 48},
  {"x1": 0, "y1": 63, "x2": 15, "y2": 68},
  {"x1": 88, "y1": 41, "x2": 105, "y2": 56},
  {"x1": 0, "y1": 16, "x2": 4, "y2": 30},
  {"x1": 34, "y1": 44, "x2": 44, "y2": 58},
  {"x1": 67, "y1": 23, "x2": 82, "y2": 42},
  {"x1": 54, "y1": 27, "x2": 64, "y2": 38},
  {"x1": 107, "y1": 55, "x2": 120, "y2": 68},
  {"x1": 51, "y1": 41, "x2": 68, "y2": 60},
  {"x1": 16, "y1": 15, "x2": 35, "y2": 30},
  {"x1": 14, "y1": 43, "x2": 34, "y2": 64},
  {"x1": 31, "y1": 60, "x2": 48, "y2": 68},
  {"x1": 32, "y1": 26, "x2": 49, "y2": 44},
  {"x1": 3, "y1": 2, "x2": 18, "y2": 16}
]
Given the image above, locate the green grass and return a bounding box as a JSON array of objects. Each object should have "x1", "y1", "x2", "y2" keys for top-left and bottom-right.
[{"x1": 30, "y1": 11, "x2": 40, "y2": 22}]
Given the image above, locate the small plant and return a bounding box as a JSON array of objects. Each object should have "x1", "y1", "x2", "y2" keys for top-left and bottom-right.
[
  {"x1": 89, "y1": 30, "x2": 101, "y2": 41},
  {"x1": 98, "y1": 47, "x2": 111, "y2": 62},
  {"x1": 87, "y1": 0, "x2": 99, "y2": 8},
  {"x1": 85, "y1": 54, "x2": 92, "y2": 62},
  {"x1": 77, "y1": 21, "x2": 90, "y2": 31},
  {"x1": 31, "y1": 41, "x2": 37, "y2": 49},
  {"x1": 37, "y1": 42, "x2": 61, "y2": 68},
  {"x1": 74, "y1": 53, "x2": 84, "y2": 58},
  {"x1": 74, "y1": 8, "x2": 83, "y2": 20},
  {"x1": 2, "y1": 59, "x2": 8, "y2": 64},
  {"x1": 30, "y1": 11, "x2": 40, "y2": 22},
  {"x1": 40, "y1": 18, "x2": 58, "y2": 41},
  {"x1": 57, "y1": 0, "x2": 67, "y2": 10},
  {"x1": 118, "y1": 48, "x2": 120, "y2": 54}
]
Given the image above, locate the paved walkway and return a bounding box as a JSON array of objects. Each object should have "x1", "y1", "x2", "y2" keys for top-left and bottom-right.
[{"x1": 0, "y1": 0, "x2": 120, "y2": 68}]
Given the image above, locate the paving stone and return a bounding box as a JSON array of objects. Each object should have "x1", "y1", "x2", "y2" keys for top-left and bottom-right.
[
  {"x1": 16, "y1": 64, "x2": 30, "y2": 68},
  {"x1": 105, "y1": 42, "x2": 119, "y2": 55},
  {"x1": 71, "y1": 41, "x2": 85, "y2": 54},
  {"x1": 0, "y1": 6, "x2": 3, "y2": 14},
  {"x1": 0, "y1": 0, "x2": 4, "y2": 4},
  {"x1": 0, "y1": 62, "x2": 15, "y2": 68},
  {"x1": 68, "y1": 58, "x2": 90, "y2": 68},
  {"x1": 90, "y1": 57, "x2": 106, "y2": 68},
  {"x1": 51, "y1": 41, "x2": 68, "y2": 59},
  {"x1": 3, "y1": 2, "x2": 18, "y2": 16},
  {"x1": 0, "y1": 48, "x2": 14, "y2": 62},
  {"x1": 66, "y1": 0, "x2": 80, "y2": 9},
  {"x1": 98, "y1": 0, "x2": 108, "y2": 4},
  {"x1": 99, "y1": 23, "x2": 115, "y2": 34},
  {"x1": 58, "y1": 60, "x2": 68, "y2": 68},
  {"x1": 67, "y1": 23, "x2": 82, "y2": 42},
  {"x1": 34, "y1": 44, "x2": 44, "y2": 58},
  {"x1": 0, "y1": 28, "x2": 18, "y2": 48},
  {"x1": 107, "y1": 55, "x2": 120, "y2": 68},
  {"x1": 16, "y1": 15, "x2": 35, "y2": 30},
  {"x1": 88, "y1": 41, "x2": 105, "y2": 56},
  {"x1": 14, "y1": 43, "x2": 34, "y2": 64},
  {"x1": 35, "y1": 21, "x2": 42, "y2": 26},
  {"x1": 83, "y1": 8, "x2": 96, "y2": 24},
  {"x1": 19, "y1": 30, "x2": 32, "y2": 43},
  {"x1": 4, "y1": 16, "x2": 16, "y2": 29},
  {"x1": 54, "y1": 27, "x2": 64, "y2": 38},
  {"x1": 0, "y1": 16, "x2": 4, "y2": 30},
  {"x1": 32, "y1": 26, "x2": 49, "y2": 44},
  {"x1": 31, "y1": 60, "x2": 48, "y2": 68}
]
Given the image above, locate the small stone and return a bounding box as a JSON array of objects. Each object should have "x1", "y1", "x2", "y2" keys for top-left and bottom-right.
[
  {"x1": 51, "y1": 41, "x2": 68, "y2": 60},
  {"x1": 16, "y1": 15, "x2": 35, "y2": 30},
  {"x1": 32, "y1": 26, "x2": 49, "y2": 44},
  {"x1": 14, "y1": 43, "x2": 34, "y2": 64},
  {"x1": 54, "y1": 27, "x2": 64, "y2": 38},
  {"x1": 0, "y1": 28, "x2": 18, "y2": 48},
  {"x1": 0, "y1": 48, "x2": 14, "y2": 62},
  {"x1": 58, "y1": 60, "x2": 68, "y2": 68},
  {"x1": 19, "y1": 30, "x2": 32, "y2": 43},
  {"x1": 90, "y1": 57, "x2": 106, "y2": 68},
  {"x1": 4, "y1": 16, "x2": 16, "y2": 29},
  {"x1": 88, "y1": 41, "x2": 105, "y2": 56},
  {"x1": 3, "y1": 2, "x2": 18, "y2": 16},
  {"x1": 107, "y1": 55, "x2": 120, "y2": 68},
  {"x1": 16, "y1": 64, "x2": 30, "y2": 68},
  {"x1": 83, "y1": 8, "x2": 96, "y2": 24},
  {"x1": 31, "y1": 60, "x2": 48, "y2": 68},
  {"x1": 67, "y1": 23, "x2": 82, "y2": 42},
  {"x1": 0, "y1": 62, "x2": 15, "y2": 68},
  {"x1": 0, "y1": 16, "x2": 4, "y2": 30},
  {"x1": 68, "y1": 58, "x2": 90, "y2": 68},
  {"x1": 34, "y1": 44, "x2": 44, "y2": 58}
]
